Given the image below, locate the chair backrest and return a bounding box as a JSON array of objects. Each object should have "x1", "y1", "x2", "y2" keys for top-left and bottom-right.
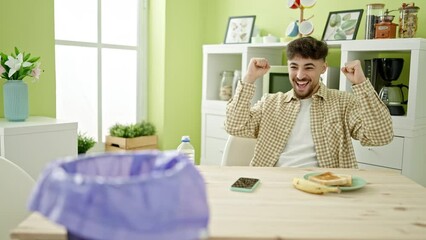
[
  {"x1": 0, "y1": 157, "x2": 35, "y2": 240},
  {"x1": 221, "y1": 135, "x2": 257, "y2": 166}
]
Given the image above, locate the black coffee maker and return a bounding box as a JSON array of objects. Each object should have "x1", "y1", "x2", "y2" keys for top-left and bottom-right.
[{"x1": 376, "y1": 58, "x2": 408, "y2": 115}]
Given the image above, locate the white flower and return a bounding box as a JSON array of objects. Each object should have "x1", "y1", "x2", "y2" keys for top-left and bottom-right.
[
  {"x1": 5, "y1": 53, "x2": 32, "y2": 78},
  {"x1": 31, "y1": 62, "x2": 42, "y2": 80},
  {"x1": 0, "y1": 47, "x2": 42, "y2": 81}
]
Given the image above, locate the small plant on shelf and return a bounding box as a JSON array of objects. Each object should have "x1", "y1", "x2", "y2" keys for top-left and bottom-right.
[
  {"x1": 106, "y1": 121, "x2": 157, "y2": 152},
  {"x1": 78, "y1": 132, "x2": 96, "y2": 154},
  {"x1": 109, "y1": 121, "x2": 156, "y2": 138}
]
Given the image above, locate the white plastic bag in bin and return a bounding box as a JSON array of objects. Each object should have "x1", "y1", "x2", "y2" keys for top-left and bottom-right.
[{"x1": 28, "y1": 150, "x2": 209, "y2": 240}]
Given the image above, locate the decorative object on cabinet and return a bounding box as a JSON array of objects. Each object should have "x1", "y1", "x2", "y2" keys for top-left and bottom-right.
[
  {"x1": 251, "y1": 35, "x2": 263, "y2": 43},
  {"x1": 105, "y1": 121, "x2": 157, "y2": 152},
  {"x1": 219, "y1": 70, "x2": 234, "y2": 101},
  {"x1": 3, "y1": 80, "x2": 29, "y2": 122},
  {"x1": 286, "y1": 0, "x2": 316, "y2": 37},
  {"x1": 224, "y1": 15, "x2": 256, "y2": 44},
  {"x1": 286, "y1": 20, "x2": 300, "y2": 37},
  {"x1": 77, "y1": 132, "x2": 96, "y2": 154},
  {"x1": 398, "y1": 2, "x2": 420, "y2": 38},
  {"x1": 0, "y1": 47, "x2": 43, "y2": 122},
  {"x1": 365, "y1": 3, "x2": 385, "y2": 40},
  {"x1": 262, "y1": 34, "x2": 280, "y2": 43},
  {"x1": 374, "y1": 9, "x2": 398, "y2": 39},
  {"x1": 322, "y1": 9, "x2": 363, "y2": 41}
]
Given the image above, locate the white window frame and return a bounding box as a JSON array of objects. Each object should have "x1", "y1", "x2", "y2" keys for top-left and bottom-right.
[{"x1": 55, "y1": 0, "x2": 149, "y2": 142}]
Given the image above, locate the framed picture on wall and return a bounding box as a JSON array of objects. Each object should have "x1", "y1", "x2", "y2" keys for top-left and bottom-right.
[
  {"x1": 224, "y1": 15, "x2": 256, "y2": 44},
  {"x1": 322, "y1": 9, "x2": 363, "y2": 41}
]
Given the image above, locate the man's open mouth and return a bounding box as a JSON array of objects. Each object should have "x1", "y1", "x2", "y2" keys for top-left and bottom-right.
[{"x1": 295, "y1": 80, "x2": 309, "y2": 89}]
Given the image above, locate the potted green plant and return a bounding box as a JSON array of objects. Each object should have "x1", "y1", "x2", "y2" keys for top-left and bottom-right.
[
  {"x1": 105, "y1": 121, "x2": 157, "y2": 152},
  {"x1": 78, "y1": 132, "x2": 96, "y2": 154}
]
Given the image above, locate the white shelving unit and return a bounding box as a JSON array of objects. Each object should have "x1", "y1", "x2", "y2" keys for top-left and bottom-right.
[
  {"x1": 201, "y1": 39, "x2": 426, "y2": 187},
  {"x1": 340, "y1": 38, "x2": 426, "y2": 186},
  {"x1": 0, "y1": 116, "x2": 78, "y2": 180}
]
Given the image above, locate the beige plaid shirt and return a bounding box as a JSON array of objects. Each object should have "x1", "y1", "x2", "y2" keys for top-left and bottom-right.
[{"x1": 225, "y1": 80, "x2": 393, "y2": 168}]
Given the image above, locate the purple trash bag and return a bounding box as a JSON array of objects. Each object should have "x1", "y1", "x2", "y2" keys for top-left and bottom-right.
[{"x1": 28, "y1": 150, "x2": 209, "y2": 240}]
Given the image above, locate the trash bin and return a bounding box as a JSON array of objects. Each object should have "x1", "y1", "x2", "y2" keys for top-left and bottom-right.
[{"x1": 28, "y1": 150, "x2": 209, "y2": 240}]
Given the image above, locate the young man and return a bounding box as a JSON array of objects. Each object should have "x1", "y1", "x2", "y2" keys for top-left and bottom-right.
[{"x1": 224, "y1": 36, "x2": 393, "y2": 168}]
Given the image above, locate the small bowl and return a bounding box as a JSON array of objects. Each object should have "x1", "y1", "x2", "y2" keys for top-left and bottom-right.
[
  {"x1": 251, "y1": 36, "x2": 263, "y2": 44},
  {"x1": 263, "y1": 34, "x2": 279, "y2": 43}
]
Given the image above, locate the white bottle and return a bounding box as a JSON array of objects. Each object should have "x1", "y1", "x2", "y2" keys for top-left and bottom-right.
[{"x1": 177, "y1": 136, "x2": 195, "y2": 164}]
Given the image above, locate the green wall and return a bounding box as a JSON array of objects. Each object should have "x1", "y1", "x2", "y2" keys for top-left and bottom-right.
[
  {"x1": 203, "y1": 1, "x2": 426, "y2": 43},
  {"x1": 148, "y1": 0, "x2": 204, "y2": 163},
  {"x1": 148, "y1": 0, "x2": 166, "y2": 152},
  {"x1": 202, "y1": 1, "x2": 426, "y2": 68},
  {"x1": 1, "y1": 0, "x2": 425, "y2": 164},
  {"x1": 0, "y1": 0, "x2": 56, "y2": 118}
]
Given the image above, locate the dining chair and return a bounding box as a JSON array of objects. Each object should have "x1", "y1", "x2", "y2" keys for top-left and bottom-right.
[
  {"x1": 221, "y1": 135, "x2": 257, "y2": 166},
  {"x1": 0, "y1": 156, "x2": 35, "y2": 240}
]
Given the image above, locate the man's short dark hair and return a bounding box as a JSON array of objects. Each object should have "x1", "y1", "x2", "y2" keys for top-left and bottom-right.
[{"x1": 286, "y1": 36, "x2": 328, "y2": 61}]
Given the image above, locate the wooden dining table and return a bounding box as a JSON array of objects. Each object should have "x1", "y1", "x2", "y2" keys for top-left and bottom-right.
[{"x1": 10, "y1": 166, "x2": 426, "y2": 240}]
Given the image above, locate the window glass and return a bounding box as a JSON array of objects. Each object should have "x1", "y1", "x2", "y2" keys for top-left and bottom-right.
[
  {"x1": 54, "y1": 0, "x2": 97, "y2": 42},
  {"x1": 55, "y1": 45, "x2": 99, "y2": 140},
  {"x1": 101, "y1": 48, "x2": 137, "y2": 137},
  {"x1": 102, "y1": 0, "x2": 138, "y2": 46}
]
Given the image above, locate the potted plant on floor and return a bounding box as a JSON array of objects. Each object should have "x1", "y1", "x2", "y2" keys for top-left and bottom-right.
[
  {"x1": 105, "y1": 121, "x2": 157, "y2": 152},
  {"x1": 78, "y1": 132, "x2": 96, "y2": 154}
]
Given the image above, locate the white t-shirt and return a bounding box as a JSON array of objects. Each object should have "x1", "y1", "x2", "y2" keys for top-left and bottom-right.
[{"x1": 275, "y1": 98, "x2": 318, "y2": 167}]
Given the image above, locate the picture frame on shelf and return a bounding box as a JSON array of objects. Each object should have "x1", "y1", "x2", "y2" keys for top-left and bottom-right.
[
  {"x1": 322, "y1": 9, "x2": 363, "y2": 41},
  {"x1": 224, "y1": 15, "x2": 256, "y2": 44}
]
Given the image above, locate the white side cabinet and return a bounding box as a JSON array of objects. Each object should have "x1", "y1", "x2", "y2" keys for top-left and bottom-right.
[{"x1": 0, "y1": 116, "x2": 78, "y2": 180}]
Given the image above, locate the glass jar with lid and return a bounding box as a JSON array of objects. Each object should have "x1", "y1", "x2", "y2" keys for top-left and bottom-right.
[
  {"x1": 219, "y1": 71, "x2": 234, "y2": 101},
  {"x1": 365, "y1": 3, "x2": 385, "y2": 39},
  {"x1": 399, "y1": 3, "x2": 420, "y2": 38}
]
